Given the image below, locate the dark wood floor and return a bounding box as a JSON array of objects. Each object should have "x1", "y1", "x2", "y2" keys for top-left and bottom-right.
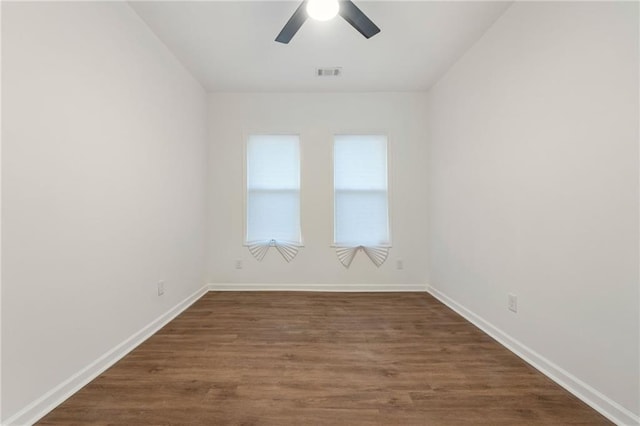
[{"x1": 39, "y1": 292, "x2": 610, "y2": 425}]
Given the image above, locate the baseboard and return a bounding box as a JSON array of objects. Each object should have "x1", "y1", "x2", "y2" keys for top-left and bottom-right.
[
  {"x1": 426, "y1": 285, "x2": 639, "y2": 426},
  {"x1": 4, "y1": 283, "x2": 421, "y2": 425},
  {"x1": 4, "y1": 285, "x2": 209, "y2": 426},
  {"x1": 207, "y1": 283, "x2": 428, "y2": 292},
  {"x1": 8, "y1": 284, "x2": 635, "y2": 425}
]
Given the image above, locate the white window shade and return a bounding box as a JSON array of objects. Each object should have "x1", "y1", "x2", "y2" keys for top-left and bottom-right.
[
  {"x1": 246, "y1": 135, "x2": 301, "y2": 262},
  {"x1": 334, "y1": 135, "x2": 390, "y2": 267}
]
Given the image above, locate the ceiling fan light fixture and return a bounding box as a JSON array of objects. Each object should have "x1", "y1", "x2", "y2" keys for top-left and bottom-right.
[
  {"x1": 306, "y1": 0, "x2": 340, "y2": 21},
  {"x1": 275, "y1": 0, "x2": 379, "y2": 44}
]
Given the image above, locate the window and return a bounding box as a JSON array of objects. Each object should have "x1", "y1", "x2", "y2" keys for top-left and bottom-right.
[
  {"x1": 245, "y1": 135, "x2": 301, "y2": 261},
  {"x1": 334, "y1": 134, "x2": 390, "y2": 250}
]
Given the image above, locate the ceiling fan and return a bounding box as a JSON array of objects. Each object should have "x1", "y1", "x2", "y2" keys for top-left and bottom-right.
[{"x1": 275, "y1": 0, "x2": 381, "y2": 44}]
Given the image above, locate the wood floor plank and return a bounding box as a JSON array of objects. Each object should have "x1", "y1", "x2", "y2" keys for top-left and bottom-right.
[{"x1": 38, "y1": 292, "x2": 611, "y2": 425}]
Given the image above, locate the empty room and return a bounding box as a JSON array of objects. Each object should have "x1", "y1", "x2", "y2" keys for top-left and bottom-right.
[{"x1": 1, "y1": 0, "x2": 638, "y2": 425}]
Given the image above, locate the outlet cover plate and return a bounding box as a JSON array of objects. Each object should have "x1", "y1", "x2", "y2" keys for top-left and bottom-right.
[{"x1": 508, "y1": 293, "x2": 517, "y2": 313}]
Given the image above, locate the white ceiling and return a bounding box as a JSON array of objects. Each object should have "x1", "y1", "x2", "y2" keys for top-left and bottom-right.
[{"x1": 129, "y1": 1, "x2": 511, "y2": 92}]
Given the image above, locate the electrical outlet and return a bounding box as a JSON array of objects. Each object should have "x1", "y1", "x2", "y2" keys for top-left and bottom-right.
[
  {"x1": 396, "y1": 259, "x2": 404, "y2": 270},
  {"x1": 157, "y1": 280, "x2": 165, "y2": 296},
  {"x1": 235, "y1": 259, "x2": 243, "y2": 270},
  {"x1": 508, "y1": 293, "x2": 517, "y2": 313}
]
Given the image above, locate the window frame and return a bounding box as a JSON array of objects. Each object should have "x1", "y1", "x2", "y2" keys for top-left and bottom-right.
[
  {"x1": 331, "y1": 132, "x2": 393, "y2": 247},
  {"x1": 243, "y1": 132, "x2": 304, "y2": 246}
]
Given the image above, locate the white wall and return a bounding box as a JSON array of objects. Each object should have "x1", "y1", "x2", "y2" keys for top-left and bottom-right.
[
  {"x1": 3, "y1": 0, "x2": 637, "y2": 423},
  {"x1": 426, "y1": 2, "x2": 639, "y2": 423},
  {"x1": 207, "y1": 93, "x2": 428, "y2": 288},
  {"x1": 1, "y1": 2, "x2": 208, "y2": 422}
]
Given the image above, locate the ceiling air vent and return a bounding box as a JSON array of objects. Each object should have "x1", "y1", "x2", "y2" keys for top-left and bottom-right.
[{"x1": 316, "y1": 67, "x2": 342, "y2": 77}]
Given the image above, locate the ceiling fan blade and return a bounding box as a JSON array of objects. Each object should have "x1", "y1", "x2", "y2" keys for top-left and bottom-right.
[
  {"x1": 339, "y1": 0, "x2": 380, "y2": 39},
  {"x1": 275, "y1": 1, "x2": 308, "y2": 44}
]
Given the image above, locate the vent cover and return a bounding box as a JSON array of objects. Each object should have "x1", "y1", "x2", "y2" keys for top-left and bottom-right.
[{"x1": 316, "y1": 67, "x2": 342, "y2": 77}]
